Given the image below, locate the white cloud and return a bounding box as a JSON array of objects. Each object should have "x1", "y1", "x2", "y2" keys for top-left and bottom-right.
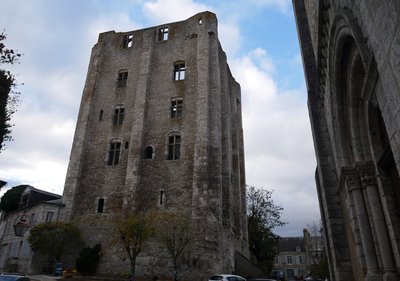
[
  {"x1": 230, "y1": 48, "x2": 318, "y2": 236},
  {"x1": 0, "y1": 1, "x2": 142, "y2": 194},
  {"x1": 143, "y1": 0, "x2": 211, "y2": 23},
  {"x1": 0, "y1": 0, "x2": 319, "y2": 237},
  {"x1": 218, "y1": 22, "x2": 242, "y2": 58}
]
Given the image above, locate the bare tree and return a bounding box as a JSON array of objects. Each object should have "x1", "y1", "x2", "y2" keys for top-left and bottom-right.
[{"x1": 156, "y1": 211, "x2": 192, "y2": 281}]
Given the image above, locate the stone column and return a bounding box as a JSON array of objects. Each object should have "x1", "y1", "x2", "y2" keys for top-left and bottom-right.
[
  {"x1": 361, "y1": 171, "x2": 399, "y2": 281},
  {"x1": 346, "y1": 173, "x2": 381, "y2": 281}
]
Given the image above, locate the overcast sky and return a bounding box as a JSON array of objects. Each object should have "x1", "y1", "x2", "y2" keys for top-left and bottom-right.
[{"x1": 0, "y1": 0, "x2": 318, "y2": 237}]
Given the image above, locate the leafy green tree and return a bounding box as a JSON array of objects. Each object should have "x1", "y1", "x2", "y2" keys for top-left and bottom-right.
[
  {"x1": 113, "y1": 211, "x2": 156, "y2": 281},
  {"x1": 156, "y1": 211, "x2": 192, "y2": 281},
  {"x1": 28, "y1": 221, "x2": 83, "y2": 263},
  {"x1": 0, "y1": 31, "x2": 22, "y2": 151},
  {"x1": 0, "y1": 184, "x2": 27, "y2": 213},
  {"x1": 247, "y1": 185, "x2": 285, "y2": 274}
]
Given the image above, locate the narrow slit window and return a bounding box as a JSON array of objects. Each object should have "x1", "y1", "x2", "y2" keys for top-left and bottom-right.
[
  {"x1": 174, "y1": 62, "x2": 185, "y2": 81},
  {"x1": 99, "y1": 110, "x2": 103, "y2": 121},
  {"x1": 159, "y1": 190, "x2": 164, "y2": 205},
  {"x1": 97, "y1": 198, "x2": 105, "y2": 213}
]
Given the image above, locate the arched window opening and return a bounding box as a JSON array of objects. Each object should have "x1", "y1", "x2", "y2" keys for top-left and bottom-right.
[
  {"x1": 144, "y1": 146, "x2": 154, "y2": 159},
  {"x1": 167, "y1": 133, "x2": 181, "y2": 160}
]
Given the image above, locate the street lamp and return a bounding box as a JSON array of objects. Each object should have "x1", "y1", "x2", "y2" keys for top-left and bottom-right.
[{"x1": 13, "y1": 215, "x2": 30, "y2": 237}]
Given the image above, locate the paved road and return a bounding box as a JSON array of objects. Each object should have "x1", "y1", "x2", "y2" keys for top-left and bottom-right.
[{"x1": 30, "y1": 276, "x2": 62, "y2": 281}]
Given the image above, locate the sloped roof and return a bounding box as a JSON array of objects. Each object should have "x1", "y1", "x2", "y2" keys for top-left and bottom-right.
[
  {"x1": 20, "y1": 186, "x2": 62, "y2": 209},
  {"x1": 44, "y1": 198, "x2": 65, "y2": 206},
  {"x1": 21, "y1": 186, "x2": 62, "y2": 199},
  {"x1": 278, "y1": 237, "x2": 304, "y2": 252}
]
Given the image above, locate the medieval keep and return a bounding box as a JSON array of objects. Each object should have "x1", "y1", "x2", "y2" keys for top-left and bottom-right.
[
  {"x1": 61, "y1": 11, "x2": 248, "y2": 279},
  {"x1": 294, "y1": 0, "x2": 400, "y2": 281}
]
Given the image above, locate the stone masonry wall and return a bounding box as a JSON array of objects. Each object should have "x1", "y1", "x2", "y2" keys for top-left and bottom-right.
[{"x1": 62, "y1": 11, "x2": 248, "y2": 280}]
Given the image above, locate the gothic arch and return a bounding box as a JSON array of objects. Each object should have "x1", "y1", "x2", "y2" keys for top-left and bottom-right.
[
  {"x1": 329, "y1": 12, "x2": 373, "y2": 168},
  {"x1": 328, "y1": 10, "x2": 400, "y2": 280}
]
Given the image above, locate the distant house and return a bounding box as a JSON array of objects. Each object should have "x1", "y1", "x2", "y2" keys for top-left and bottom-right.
[
  {"x1": 0, "y1": 186, "x2": 63, "y2": 274},
  {"x1": 273, "y1": 237, "x2": 306, "y2": 280},
  {"x1": 273, "y1": 229, "x2": 326, "y2": 281}
]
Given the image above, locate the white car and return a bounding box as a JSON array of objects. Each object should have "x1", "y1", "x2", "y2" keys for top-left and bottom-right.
[{"x1": 209, "y1": 274, "x2": 246, "y2": 281}]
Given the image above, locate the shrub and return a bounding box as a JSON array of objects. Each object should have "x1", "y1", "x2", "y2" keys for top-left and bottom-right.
[{"x1": 76, "y1": 244, "x2": 101, "y2": 276}]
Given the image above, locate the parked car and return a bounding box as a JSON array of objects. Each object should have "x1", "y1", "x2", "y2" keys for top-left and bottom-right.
[
  {"x1": 247, "y1": 279, "x2": 278, "y2": 281},
  {"x1": 208, "y1": 274, "x2": 246, "y2": 281},
  {"x1": 305, "y1": 277, "x2": 324, "y2": 281},
  {"x1": 0, "y1": 274, "x2": 30, "y2": 281}
]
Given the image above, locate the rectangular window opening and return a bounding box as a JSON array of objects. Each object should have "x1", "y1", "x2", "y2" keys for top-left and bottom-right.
[
  {"x1": 157, "y1": 27, "x2": 169, "y2": 41},
  {"x1": 167, "y1": 135, "x2": 181, "y2": 160},
  {"x1": 108, "y1": 142, "x2": 121, "y2": 165},
  {"x1": 123, "y1": 34, "x2": 133, "y2": 48},
  {"x1": 46, "y1": 212, "x2": 54, "y2": 223},
  {"x1": 97, "y1": 198, "x2": 105, "y2": 213},
  {"x1": 171, "y1": 99, "x2": 183, "y2": 118},
  {"x1": 117, "y1": 71, "x2": 128, "y2": 88},
  {"x1": 174, "y1": 63, "x2": 185, "y2": 81},
  {"x1": 113, "y1": 107, "x2": 124, "y2": 125}
]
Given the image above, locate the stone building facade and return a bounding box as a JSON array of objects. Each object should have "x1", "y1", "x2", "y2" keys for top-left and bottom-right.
[
  {"x1": 293, "y1": 1, "x2": 400, "y2": 280},
  {"x1": 0, "y1": 186, "x2": 64, "y2": 274},
  {"x1": 62, "y1": 11, "x2": 248, "y2": 279}
]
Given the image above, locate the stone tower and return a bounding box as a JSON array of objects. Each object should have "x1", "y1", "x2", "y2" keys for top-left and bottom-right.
[
  {"x1": 294, "y1": 1, "x2": 400, "y2": 280},
  {"x1": 62, "y1": 11, "x2": 248, "y2": 279}
]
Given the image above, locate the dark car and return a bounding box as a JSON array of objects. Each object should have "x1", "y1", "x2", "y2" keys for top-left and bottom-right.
[
  {"x1": 0, "y1": 274, "x2": 30, "y2": 281},
  {"x1": 208, "y1": 274, "x2": 247, "y2": 281}
]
